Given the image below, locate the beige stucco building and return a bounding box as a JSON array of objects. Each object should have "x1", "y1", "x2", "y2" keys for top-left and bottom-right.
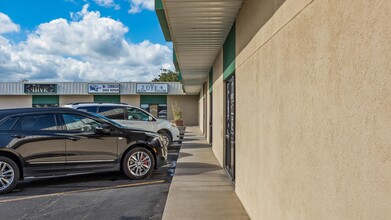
[
  {"x1": 0, "y1": 82, "x2": 198, "y2": 126},
  {"x1": 157, "y1": 0, "x2": 391, "y2": 219}
]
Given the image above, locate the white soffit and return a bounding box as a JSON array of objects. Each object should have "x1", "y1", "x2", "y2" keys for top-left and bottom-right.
[{"x1": 163, "y1": 0, "x2": 243, "y2": 94}]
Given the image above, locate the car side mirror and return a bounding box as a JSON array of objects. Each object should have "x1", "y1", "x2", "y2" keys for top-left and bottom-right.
[
  {"x1": 95, "y1": 124, "x2": 111, "y2": 134},
  {"x1": 148, "y1": 116, "x2": 154, "y2": 121}
]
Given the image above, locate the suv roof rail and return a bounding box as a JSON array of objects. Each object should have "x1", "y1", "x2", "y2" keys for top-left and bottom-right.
[{"x1": 67, "y1": 102, "x2": 129, "y2": 105}]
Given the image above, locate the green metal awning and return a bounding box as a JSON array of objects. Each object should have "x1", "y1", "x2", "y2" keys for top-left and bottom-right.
[
  {"x1": 140, "y1": 95, "x2": 167, "y2": 105},
  {"x1": 32, "y1": 95, "x2": 59, "y2": 105},
  {"x1": 94, "y1": 95, "x2": 121, "y2": 103}
]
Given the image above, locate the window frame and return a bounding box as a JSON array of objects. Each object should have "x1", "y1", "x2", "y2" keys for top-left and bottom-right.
[
  {"x1": 10, "y1": 113, "x2": 60, "y2": 131},
  {"x1": 0, "y1": 116, "x2": 19, "y2": 131},
  {"x1": 125, "y1": 107, "x2": 155, "y2": 122},
  {"x1": 76, "y1": 106, "x2": 98, "y2": 114},
  {"x1": 97, "y1": 106, "x2": 126, "y2": 120},
  {"x1": 57, "y1": 113, "x2": 104, "y2": 133}
]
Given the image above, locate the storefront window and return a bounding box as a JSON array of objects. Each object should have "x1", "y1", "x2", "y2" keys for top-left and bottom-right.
[
  {"x1": 140, "y1": 104, "x2": 149, "y2": 112},
  {"x1": 158, "y1": 104, "x2": 167, "y2": 119},
  {"x1": 140, "y1": 104, "x2": 167, "y2": 119},
  {"x1": 32, "y1": 104, "x2": 59, "y2": 108}
]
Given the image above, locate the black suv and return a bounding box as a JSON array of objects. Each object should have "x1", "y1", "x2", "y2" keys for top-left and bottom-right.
[{"x1": 0, "y1": 108, "x2": 167, "y2": 194}]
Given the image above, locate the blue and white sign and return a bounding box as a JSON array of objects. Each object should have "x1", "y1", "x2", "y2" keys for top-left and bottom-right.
[
  {"x1": 88, "y1": 84, "x2": 120, "y2": 94},
  {"x1": 136, "y1": 83, "x2": 168, "y2": 94}
]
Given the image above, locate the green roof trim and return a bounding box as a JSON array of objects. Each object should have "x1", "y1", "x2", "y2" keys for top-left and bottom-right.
[
  {"x1": 178, "y1": 71, "x2": 182, "y2": 81},
  {"x1": 155, "y1": 0, "x2": 172, "y2": 41},
  {"x1": 223, "y1": 23, "x2": 236, "y2": 80},
  {"x1": 209, "y1": 68, "x2": 213, "y2": 93},
  {"x1": 173, "y1": 49, "x2": 185, "y2": 92}
]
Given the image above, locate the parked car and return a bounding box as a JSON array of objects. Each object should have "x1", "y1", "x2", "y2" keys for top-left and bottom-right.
[
  {"x1": 63, "y1": 103, "x2": 180, "y2": 147},
  {"x1": 0, "y1": 107, "x2": 167, "y2": 194}
]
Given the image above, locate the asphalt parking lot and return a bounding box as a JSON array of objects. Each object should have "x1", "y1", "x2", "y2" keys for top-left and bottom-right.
[{"x1": 0, "y1": 144, "x2": 181, "y2": 220}]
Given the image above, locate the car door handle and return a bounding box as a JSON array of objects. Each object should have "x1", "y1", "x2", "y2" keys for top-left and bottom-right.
[
  {"x1": 67, "y1": 137, "x2": 80, "y2": 141},
  {"x1": 11, "y1": 134, "x2": 26, "y2": 138}
]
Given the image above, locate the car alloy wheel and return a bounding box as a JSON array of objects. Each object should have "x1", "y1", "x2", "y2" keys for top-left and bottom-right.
[
  {"x1": 0, "y1": 156, "x2": 19, "y2": 194},
  {"x1": 123, "y1": 147, "x2": 155, "y2": 180},
  {"x1": 158, "y1": 131, "x2": 171, "y2": 147},
  {"x1": 128, "y1": 151, "x2": 152, "y2": 177},
  {"x1": 0, "y1": 161, "x2": 14, "y2": 191}
]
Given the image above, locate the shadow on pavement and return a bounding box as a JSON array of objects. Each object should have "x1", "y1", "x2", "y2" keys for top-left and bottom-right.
[{"x1": 174, "y1": 162, "x2": 221, "y2": 176}]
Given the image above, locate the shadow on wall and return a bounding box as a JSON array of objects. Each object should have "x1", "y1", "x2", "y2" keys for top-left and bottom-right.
[{"x1": 237, "y1": 0, "x2": 286, "y2": 54}]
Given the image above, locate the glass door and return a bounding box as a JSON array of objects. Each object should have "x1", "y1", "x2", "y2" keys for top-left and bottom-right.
[
  {"x1": 209, "y1": 92, "x2": 213, "y2": 144},
  {"x1": 149, "y1": 104, "x2": 158, "y2": 118},
  {"x1": 225, "y1": 76, "x2": 235, "y2": 182}
]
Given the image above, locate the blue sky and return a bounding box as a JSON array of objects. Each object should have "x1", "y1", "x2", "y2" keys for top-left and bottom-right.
[{"x1": 0, "y1": 0, "x2": 172, "y2": 82}]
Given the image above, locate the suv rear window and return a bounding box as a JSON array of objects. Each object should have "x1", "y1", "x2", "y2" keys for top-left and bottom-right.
[
  {"x1": 98, "y1": 106, "x2": 125, "y2": 120},
  {"x1": 13, "y1": 114, "x2": 57, "y2": 131},
  {"x1": 0, "y1": 116, "x2": 19, "y2": 130},
  {"x1": 76, "y1": 106, "x2": 98, "y2": 113}
]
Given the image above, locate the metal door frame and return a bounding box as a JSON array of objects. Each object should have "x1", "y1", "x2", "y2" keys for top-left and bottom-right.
[
  {"x1": 209, "y1": 92, "x2": 213, "y2": 145},
  {"x1": 224, "y1": 75, "x2": 235, "y2": 182}
]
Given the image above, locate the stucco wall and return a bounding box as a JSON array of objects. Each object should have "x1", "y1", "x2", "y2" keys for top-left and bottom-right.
[
  {"x1": 59, "y1": 95, "x2": 93, "y2": 106},
  {"x1": 121, "y1": 95, "x2": 140, "y2": 107},
  {"x1": 212, "y1": 49, "x2": 225, "y2": 167},
  {"x1": 167, "y1": 95, "x2": 199, "y2": 126},
  {"x1": 234, "y1": 0, "x2": 391, "y2": 219},
  {"x1": 0, "y1": 96, "x2": 32, "y2": 109}
]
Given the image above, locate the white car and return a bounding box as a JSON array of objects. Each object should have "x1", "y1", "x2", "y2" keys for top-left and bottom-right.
[{"x1": 63, "y1": 102, "x2": 180, "y2": 146}]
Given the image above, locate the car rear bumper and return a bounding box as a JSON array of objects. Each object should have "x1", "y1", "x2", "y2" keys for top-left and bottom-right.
[{"x1": 170, "y1": 127, "x2": 181, "y2": 142}]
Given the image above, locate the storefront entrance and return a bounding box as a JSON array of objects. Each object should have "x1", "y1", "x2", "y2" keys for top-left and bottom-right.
[
  {"x1": 32, "y1": 95, "x2": 59, "y2": 107},
  {"x1": 140, "y1": 95, "x2": 167, "y2": 119},
  {"x1": 225, "y1": 76, "x2": 235, "y2": 182}
]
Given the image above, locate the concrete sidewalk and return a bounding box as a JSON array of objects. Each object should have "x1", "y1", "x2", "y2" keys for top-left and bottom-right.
[{"x1": 162, "y1": 127, "x2": 249, "y2": 220}]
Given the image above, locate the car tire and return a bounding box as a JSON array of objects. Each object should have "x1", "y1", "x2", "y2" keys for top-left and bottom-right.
[
  {"x1": 122, "y1": 147, "x2": 155, "y2": 180},
  {"x1": 158, "y1": 131, "x2": 172, "y2": 147},
  {"x1": 0, "y1": 156, "x2": 19, "y2": 195}
]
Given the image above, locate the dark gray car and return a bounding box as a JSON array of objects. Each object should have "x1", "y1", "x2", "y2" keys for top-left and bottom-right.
[{"x1": 0, "y1": 108, "x2": 167, "y2": 194}]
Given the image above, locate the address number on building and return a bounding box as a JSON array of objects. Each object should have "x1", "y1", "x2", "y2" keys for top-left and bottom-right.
[{"x1": 136, "y1": 83, "x2": 168, "y2": 94}]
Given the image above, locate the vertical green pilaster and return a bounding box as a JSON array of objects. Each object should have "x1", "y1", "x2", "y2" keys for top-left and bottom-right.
[
  {"x1": 223, "y1": 23, "x2": 236, "y2": 80},
  {"x1": 209, "y1": 68, "x2": 213, "y2": 93}
]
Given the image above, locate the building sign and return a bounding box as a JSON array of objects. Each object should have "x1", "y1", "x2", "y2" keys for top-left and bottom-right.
[
  {"x1": 24, "y1": 84, "x2": 57, "y2": 94},
  {"x1": 136, "y1": 83, "x2": 168, "y2": 94},
  {"x1": 88, "y1": 84, "x2": 120, "y2": 94}
]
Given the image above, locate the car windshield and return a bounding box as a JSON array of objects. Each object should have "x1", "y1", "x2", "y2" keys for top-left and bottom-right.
[{"x1": 91, "y1": 113, "x2": 125, "y2": 128}]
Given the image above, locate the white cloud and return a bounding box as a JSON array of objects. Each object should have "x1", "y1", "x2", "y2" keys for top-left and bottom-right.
[
  {"x1": 0, "y1": 13, "x2": 20, "y2": 34},
  {"x1": 0, "y1": 8, "x2": 173, "y2": 82},
  {"x1": 93, "y1": 0, "x2": 120, "y2": 10},
  {"x1": 128, "y1": 0, "x2": 154, "y2": 14}
]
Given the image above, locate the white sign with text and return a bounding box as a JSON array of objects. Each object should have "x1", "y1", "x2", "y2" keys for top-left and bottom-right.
[
  {"x1": 88, "y1": 84, "x2": 120, "y2": 94},
  {"x1": 136, "y1": 83, "x2": 168, "y2": 94}
]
